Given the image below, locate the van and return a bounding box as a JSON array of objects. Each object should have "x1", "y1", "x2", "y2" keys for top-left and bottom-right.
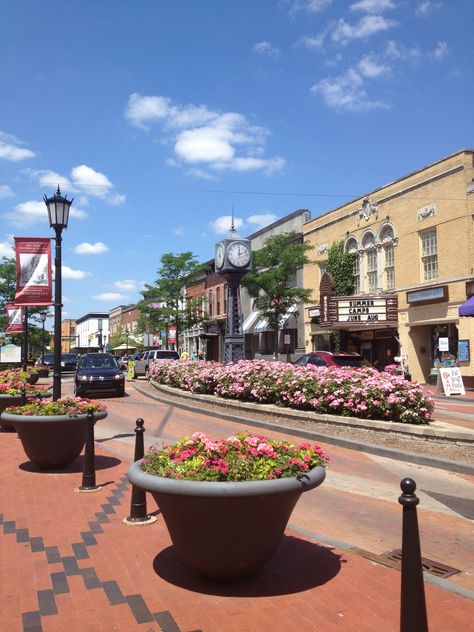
[{"x1": 132, "y1": 349, "x2": 179, "y2": 379}]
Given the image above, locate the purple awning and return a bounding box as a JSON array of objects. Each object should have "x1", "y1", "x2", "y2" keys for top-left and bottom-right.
[{"x1": 459, "y1": 296, "x2": 474, "y2": 317}]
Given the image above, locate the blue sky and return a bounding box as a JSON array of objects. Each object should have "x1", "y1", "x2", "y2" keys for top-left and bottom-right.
[{"x1": 1, "y1": 0, "x2": 472, "y2": 323}]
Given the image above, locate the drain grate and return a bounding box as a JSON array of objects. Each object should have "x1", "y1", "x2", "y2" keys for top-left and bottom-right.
[{"x1": 383, "y1": 549, "x2": 461, "y2": 578}]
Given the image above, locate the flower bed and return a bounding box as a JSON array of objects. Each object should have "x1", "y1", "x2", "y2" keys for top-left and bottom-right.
[
  {"x1": 142, "y1": 431, "x2": 329, "y2": 482},
  {"x1": 5, "y1": 397, "x2": 107, "y2": 417},
  {"x1": 149, "y1": 359, "x2": 434, "y2": 424},
  {"x1": 0, "y1": 367, "x2": 49, "y2": 396}
]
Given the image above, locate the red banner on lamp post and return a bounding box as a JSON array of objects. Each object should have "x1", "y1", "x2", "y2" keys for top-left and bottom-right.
[
  {"x1": 14, "y1": 237, "x2": 53, "y2": 306},
  {"x1": 168, "y1": 326, "x2": 177, "y2": 344},
  {"x1": 5, "y1": 303, "x2": 23, "y2": 333}
]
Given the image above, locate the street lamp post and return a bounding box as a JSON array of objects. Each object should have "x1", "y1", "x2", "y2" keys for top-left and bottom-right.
[
  {"x1": 40, "y1": 312, "x2": 47, "y2": 364},
  {"x1": 44, "y1": 186, "x2": 73, "y2": 401}
]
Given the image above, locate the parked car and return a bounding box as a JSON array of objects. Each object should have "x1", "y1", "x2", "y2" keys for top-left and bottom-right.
[
  {"x1": 132, "y1": 349, "x2": 180, "y2": 379},
  {"x1": 39, "y1": 353, "x2": 78, "y2": 372},
  {"x1": 74, "y1": 353, "x2": 125, "y2": 397},
  {"x1": 117, "y1": 355, "x2": 130, "y2": 370},
  {"x1": 293, "y1": 351, "x2": 373, "y2": 369}
]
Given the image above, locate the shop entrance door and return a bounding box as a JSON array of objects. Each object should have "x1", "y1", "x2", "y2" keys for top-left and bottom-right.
[{"x1": 360, "y1": 341, "x2": 373, "y2": 363}]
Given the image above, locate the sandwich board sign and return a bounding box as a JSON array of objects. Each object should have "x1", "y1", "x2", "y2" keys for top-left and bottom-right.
[{"x1": 436, "y1": 367, "x2": 465, "y2": 396}]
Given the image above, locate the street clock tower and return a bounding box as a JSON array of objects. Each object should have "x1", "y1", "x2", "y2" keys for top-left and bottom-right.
[{"x1": 214, "y1": 219, "x2": 252, "y2": 362}]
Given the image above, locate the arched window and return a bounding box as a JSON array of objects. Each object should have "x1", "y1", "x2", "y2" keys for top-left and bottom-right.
[
  {"x1": 379, "y1": 224, "x2": 396, "y2": 290},
  {"x1": 362, "y1": 231, "x2": 377, "y2": 293}
]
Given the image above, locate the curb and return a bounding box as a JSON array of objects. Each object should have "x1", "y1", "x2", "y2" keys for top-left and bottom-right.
[{"x1": 132, "y1": 381, "x2": 474, "y2": 476}]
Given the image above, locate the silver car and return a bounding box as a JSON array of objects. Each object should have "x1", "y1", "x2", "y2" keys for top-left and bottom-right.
[{"x1": 131, "y1": 349, "x2": 179, "y2": 379}]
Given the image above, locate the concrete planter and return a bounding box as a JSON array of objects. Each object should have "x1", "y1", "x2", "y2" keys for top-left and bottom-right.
[
  {"x1": 0, "y1": 393, "x2": 51, "y2": 432},
  {"x1": 127, "y1": 460, "x2": 326, "y2": 580},
  {"x1": 0, "y1": 410, "x2": 107, "y2": 468}
]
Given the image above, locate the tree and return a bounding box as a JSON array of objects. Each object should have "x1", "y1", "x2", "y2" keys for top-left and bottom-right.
[
  {"x1": 325, "y1": 241, "x2": 355, "y2": 350},
  {"x1": 242, "y1": 232, "x2": 314, "y2": 359},
  {"x1": 139, "y1": 252, "x2": 207, "y2": 347},
  {"x1": 0, "y1": 257, "x2": 48, "y2": 358}
]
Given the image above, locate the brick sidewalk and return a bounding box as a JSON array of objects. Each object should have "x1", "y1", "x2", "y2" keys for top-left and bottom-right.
[{"x1": 1, "y1": 429, "x2": 474, "y2": 631}]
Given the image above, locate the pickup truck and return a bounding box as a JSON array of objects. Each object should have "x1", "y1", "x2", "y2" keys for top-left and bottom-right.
[{"x1": 131, "y1": 349, "x2": 179, "y2": 378}]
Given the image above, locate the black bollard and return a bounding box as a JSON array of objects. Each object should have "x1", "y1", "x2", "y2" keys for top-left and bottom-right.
[
  {"x1": 124, "y1": 418, "x2": 156, "y2": 525},
  {"x1": 398, "y1": 478, "x2": 429, "y2": 632},
  {"x1": 78, "y1": 410, "x2": 101, "y2": 492}
]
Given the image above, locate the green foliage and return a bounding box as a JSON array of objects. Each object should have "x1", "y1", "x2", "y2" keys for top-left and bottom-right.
[
  {"x1": 325, "y1": 241, "x2": 355, "y2": 350},
  {"x1": 139, "y1": 251, "x2": 207, "y2": 339},
  {"x1": 326, "y1": 241, "x2": 355, "y2": 296},
  {"x1": 142, "y1": 431, "x2": 328, "y2": 482},
  {"x1": 242, "y1": 232, "x2": 314, "y2": 350}
]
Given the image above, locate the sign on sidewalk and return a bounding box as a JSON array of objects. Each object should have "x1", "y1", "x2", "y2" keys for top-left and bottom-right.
[{"x1": 436, "y1": 367, "x2": 465, "y2": 396}]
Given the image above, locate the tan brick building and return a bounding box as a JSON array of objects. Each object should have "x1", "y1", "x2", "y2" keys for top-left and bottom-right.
[{"x1": 303, "y1": 149, "x2": 474, "y2": 386}]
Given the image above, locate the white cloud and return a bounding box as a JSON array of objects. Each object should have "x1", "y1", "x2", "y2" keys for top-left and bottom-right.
[
  {"x1": 113, "y1": 279, "x2": 146, "y2": 292},
  {"x1": 350, "y1": 0, "x2": 395, "y2": 12},
  {"x1": 332, "y1": 15, "x2": 397, "y2": 44},
  {"x1": 358, "y1": 54, "x2": 390, "y2": 77},
  {"x1": 74, "y1": 242, "x2": 109, "y2": 255},
  {"x1": 2, "y1": 199, "x2": 87, "y2": 227},
  {"x1": 431, "y1": 41, "x2": 448, "y2": 60},
  {"x1": 124, "y1": 94, "x2": 171, "y2": 128},
  {"x1": 299, "y1": 33, "x2": 326, "y2": 50},
  {"x1": 386, "y1": 40, "x2": 422, "y2": 62},
  {"x1": 415, "y1": 1, "x2": 442, "y2": 17},
  {"x1": 124, "y1": 94, "x2": 285, "y2": 177},
  {"x1": 173, "y1": 227, "x2": 185, "y2": 236},
  {"x1": 0, "y1": 185, "x2": 14, "y2": 198},
  {"x1": 62, "y1": 265, "x2": 90, "y2": 280},
  {"x1": 210, "y1": 215, "x2": 244, "y2": 235},
  {"x1": 93, "y1": 292, "x2": 126, "y2": 301},
  {"x1": 311, "y1": 68, "x2": 388, "y2": 111},
  {"x1": 287, "y1": 0, "x2": 331, "y2": 16},
  {"x1": 0, "y1": 131, "x2": 35, "y2": 162},
  {"x1": 254, "y1": 41, "x2": 281, "y2": 58},
  {"x1": 26, "y1": 169, "x2": 73, "y2": 191},
  {"x1": 27, "y1": 165, "x2": 125, "y2": 206},
  {"x1": 247, "y1": 214, "x2": 278, "y2": 230},
  {"x1": 0, "y1": 240, "x2": 14, "y2": 258}
]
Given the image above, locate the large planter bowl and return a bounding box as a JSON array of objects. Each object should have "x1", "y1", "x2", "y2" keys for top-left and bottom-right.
[
  {"x1": 128, "y1": 460, "x2": 326, "y2": 580},
  {"x1": 26, "y1": 373, "x2": 40, "y2": 385},
  {"x1": 0, "y1": 393, "x2": 52, "y2": 432},
  {"x1": 0, "y1": 410, "x2": 107, "y2": 468}
]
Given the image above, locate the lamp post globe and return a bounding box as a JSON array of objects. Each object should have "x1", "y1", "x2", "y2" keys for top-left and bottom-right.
[{"x1": 43, "y1": 186, "x2": 73, "y2": 401}]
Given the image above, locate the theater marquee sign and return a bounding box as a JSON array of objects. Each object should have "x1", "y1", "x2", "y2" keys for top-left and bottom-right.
[{"x1": 319, "y1": 272, "x2": 398, "y2": 330}]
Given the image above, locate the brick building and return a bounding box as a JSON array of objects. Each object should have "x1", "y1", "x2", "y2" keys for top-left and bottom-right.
[{"x1": 303, "y1": 149, "x2": 474, "y2": 386}]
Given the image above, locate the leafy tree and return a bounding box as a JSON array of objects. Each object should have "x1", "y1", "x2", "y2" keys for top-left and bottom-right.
[
  {"x1": 0, "y1": 257, "x2": 49, "y2": 358},
  {"x1": 242, "y1": 232, "x2": 314, "y2": 359},
  {"x1": 325, "y1": 241, "x2": 356, "y2": 350},
  {"x1": 139, "y1": 252, "x2": 207, "y2": 347}
]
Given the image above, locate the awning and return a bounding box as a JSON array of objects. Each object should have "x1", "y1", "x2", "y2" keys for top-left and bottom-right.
[
  {"x1": 243, "y1": 310, "x2": 260, "y2": 333},
  {"x1": 459, "y1": 297, "x2": 474, "y2": 317},
  {"x1": 255, "y1": 307, "x2": 298, "y2": 333},
  {"x1": 255, "y1": 318, "x2": 268, "y2": 333}
]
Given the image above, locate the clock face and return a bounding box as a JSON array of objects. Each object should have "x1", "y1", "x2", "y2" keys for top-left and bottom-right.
[
  {"x1": 227, "y1": 241, "x2": 251, "y2": 268},
  {"x1": 215, "y1": 243, "x2": 225, "y2": 269}
]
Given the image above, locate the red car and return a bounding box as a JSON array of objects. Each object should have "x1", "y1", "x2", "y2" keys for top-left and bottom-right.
[{"x1": 294, "y1": 351, "x2": 372, "y2": 369}]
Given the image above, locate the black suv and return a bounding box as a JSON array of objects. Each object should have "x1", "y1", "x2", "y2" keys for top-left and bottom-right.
[{"x1": 74, "y1": 353, "x2": 125, "y2": 397}]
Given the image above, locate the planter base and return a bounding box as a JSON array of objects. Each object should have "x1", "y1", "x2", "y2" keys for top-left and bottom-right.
[{"x1": 128, "y1": 460, "x2": 325, "y2": 580}]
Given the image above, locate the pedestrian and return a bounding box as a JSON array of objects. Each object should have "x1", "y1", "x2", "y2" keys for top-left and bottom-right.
[{"x1": 180, "y1": 350, "x2": 189, "y2": 360}]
